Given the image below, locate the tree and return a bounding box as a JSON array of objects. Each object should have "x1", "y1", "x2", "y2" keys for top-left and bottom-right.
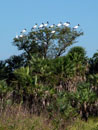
[
  {"x1": 0, "y1": 60, "x2": 8, "y2": 80},
  {"x1": 13, "y1": 23, "x2": 83, "y2": 60},
  {"x1": 89, "y1": 51, "x2": 98, "y2": 74},
  {"x1": 66, "y1": 46, "x2": 88, "y2": 76},
  {"x1": 5, "y1": 54, "x2": 25, "y2": 72},
  {"x1": 70, "y1": 82, "x2": 97, "y2": 121}
]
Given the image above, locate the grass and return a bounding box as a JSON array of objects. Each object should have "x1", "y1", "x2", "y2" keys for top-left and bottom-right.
[
  {"x1": 67, "y1": 117, "x2": 98, "y2": 130},
  {"x1": 0, "y1": 116, "x2": 52, "y2": 130},
  {"x1": 0, "y1": 105, "x2": 98, "y2": 130},
  {"x1": 0, "y1": 105, "x2": 53, "y2": 130}
]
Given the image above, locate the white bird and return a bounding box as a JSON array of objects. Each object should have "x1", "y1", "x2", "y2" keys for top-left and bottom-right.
[
  {"x1": 63, "y1": 22, "x2": 70, "y2": 27},
  {"x1": 57, "y1": 22, "x2": 62, "y2": 27},
  {"x1": 39, "y1": 23, "x2": 44, "y2": 28},
  {"x1": 15, "y1": 35, "x2": 18, "y2": 39},
  {"x1": 73, "y1": 24, "x2": 80, "y2": 29},
  {"x1": 50, "y1": 24, "x2": 55, "y2": 28},
  {"x1": 21, "y1": 29, "x2": 27, "y2": 33},
  {"x1": 33, "y1": 23, "x2": 38, "y2": 29},
  {"x1": 19, "y1": 34, "x2": 23, "y2": 38},
  {"x1": 63, "y1": 22, "x2": 67, "y2": 26},
  {"x1": 44, "y1": 21, "x2": 49, "y2": 27},
  {"x1": 51, "y1": 30, "x2": 55, "y2": 34}
]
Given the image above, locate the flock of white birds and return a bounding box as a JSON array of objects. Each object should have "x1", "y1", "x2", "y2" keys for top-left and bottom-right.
[{"x1": 16, "y1": 21, "x2": 80, "y2": 38}]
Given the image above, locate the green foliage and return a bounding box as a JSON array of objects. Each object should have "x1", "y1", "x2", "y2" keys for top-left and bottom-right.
[
  {"x1": 56, "y1": 92, "x2": 77, "y2": 119},
  {"x1": 57, "y1": 46, "x2": 88, "y2": 78},
  {"x1": 88, "y1": 74, "x2": 98, "y2": 86},
  {"x1": 13, "y1": 66, "x2": 34, "y2": 100},
  {"x1": 14, "y1": 66, "x2": 32, "y2": 86},
  {"x1": 0, "y1": 80, "x2": 10, "y2": 96},
  {"x1": 68, "y1": 117, "x2": 98, "y2": 130},
  {"x1": 89, "y1": 51, "x2": 98, "y2": 74},
  {"x1": 5, "y1": 55, "x2": 25, "y2": 72},
  {"x1": 74, "y1": 82, "x2": 97, "y2": 104},
  {"x1": 0, "y1": 61, "x2": 7, "y2": 80},
  {"x1": 68, "y1": 46, "x2": 86, "y2": 58}
]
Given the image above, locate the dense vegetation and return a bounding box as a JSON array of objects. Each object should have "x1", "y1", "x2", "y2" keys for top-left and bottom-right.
[{"x1": 0, "y1": 23, "x2": 98, "y2": 129}]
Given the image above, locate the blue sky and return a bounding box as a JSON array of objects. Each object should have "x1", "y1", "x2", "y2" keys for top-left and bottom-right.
[{"x1": 0, "y1": 0, "x2": 98, "y2": 60}]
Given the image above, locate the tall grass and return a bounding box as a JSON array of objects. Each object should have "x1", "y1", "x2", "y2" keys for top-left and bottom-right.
[
  {"x1": 0, "y1": 105, "x2": 53, "y2": 130},
  {"x1": 68, "y1": 117, "x2": 98, "y2": 130},
  {"x1": 0, "y1": 105, "x2": 97, "y2": 130}
]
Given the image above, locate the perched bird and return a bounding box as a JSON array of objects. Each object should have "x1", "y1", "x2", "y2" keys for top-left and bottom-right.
[
  {"x1": 44, "y1": 21, "x2": 49, "y2": 27},
  {"x1": 19, "y1": 34, "x2": 23, "y2": 38},
  {"x1": 15, "y1": 35, "x2": 18, "y2": 39},
  {"x1": 63, "y1": 22, "x2": 70, "y2": 27},
  {"x1": 51, "y1": 30, "x2": 55, "y2": 34},
  {"x1": 63, "y1": 22, "x2": 67, "y2": 26},
  {"x1": 57, "y1": 22, "x2": 62, "y2": 27},
  {"x1": 21, "y1": 29, "x2": 27, "y2": 33},
  {"x1": 32, "y1": 23, "x2": 38, "y2": 29},
  {"x1": 39, "y1": 23, "x2": 44, "y2": 28},
  {"x1": 73, "y1": 24, "x2": 80, "y2": 29},
  {"x1": 49, "y1": 24, "x2": 55, "y2": 28}
]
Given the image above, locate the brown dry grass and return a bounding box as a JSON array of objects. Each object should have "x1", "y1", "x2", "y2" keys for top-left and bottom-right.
[
  {"x1": 0, "y1": 105, "x2": 53, "y2": 130},
  {"x1": 0, "y1": 105, "x2": 97, "y2": 130}
]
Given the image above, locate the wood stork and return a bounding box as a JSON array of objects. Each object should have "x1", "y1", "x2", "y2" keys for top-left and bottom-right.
[
  {"x1": 49, "y1": 24, "x2": 55, "y2": 28},
  {"x1": 15, "y1": 35, "x2": 18, "y2": 39},
  {"x1": 63, "y1": 22, "x2": 67, "y2": 26},
  {"x1": 19, "y1": 34, "x2": 23, "y2": 38},
  {"x1": 51, "y1": 30, "x2": 55, "y2": 34},
  {"x1": 44, "y1": 21, "x2": 49, "y2": 27},
  {"x1": 33, "y1": 23, "x2": 38, "y2": 29},
  {"x1": 57, "y1": 22, "x2": 62, "y2": 27},
  {"x1": 63, "y1": 22, "x2": 70, "y2": 27},
  {"x1": 39, "y1": 23, "x2": 44, "y2": 28},
  {"x1": 73, "y1": 24, "x2": 80, "y2": 29},
  {"x1": 21, "y1": 29, "x2": 27, "y2": 33}
]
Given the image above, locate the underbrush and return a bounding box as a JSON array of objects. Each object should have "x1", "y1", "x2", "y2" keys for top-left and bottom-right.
[
  {"x1": 0, "y1": 105, "x2": 98, "y2": 130},
  {"x1": 68, "y1": 117, "x2": 98, "y2": 130},
  {"x1": 0, "y1": 105, "x2": 53, "y2": 130}
]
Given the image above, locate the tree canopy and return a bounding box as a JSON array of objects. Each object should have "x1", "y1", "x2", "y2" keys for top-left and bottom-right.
[{"x1": 13, "y1": 23, "x2": 83, "y2": 60}]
